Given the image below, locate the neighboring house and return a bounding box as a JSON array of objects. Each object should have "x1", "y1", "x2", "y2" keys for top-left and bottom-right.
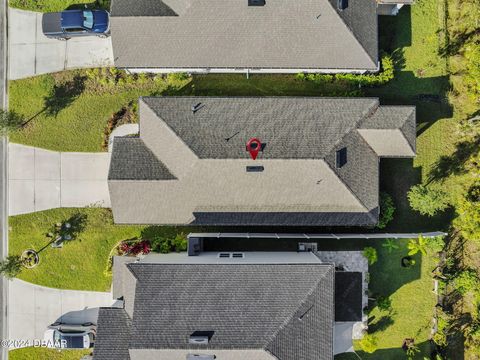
[
  {"x1": 108, "y1": 96, "x2": 416, "y2": 226},
  {"x1": 109, "y1": 0, "x2": 410, "y2": 74},
  {"x1": 93, "y1": 251, "x2": 366, "y2": 360}
]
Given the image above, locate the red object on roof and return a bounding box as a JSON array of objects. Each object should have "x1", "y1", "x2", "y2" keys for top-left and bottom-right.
[{"x1": 246, "y1": 138, "x2": 261, "y2": 160}]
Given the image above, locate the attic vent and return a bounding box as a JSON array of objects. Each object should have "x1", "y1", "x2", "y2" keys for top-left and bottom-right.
[
  {"x1": 246, "y1": 166, "x2": 264, "y2": 172},
  {"x1": 336, "y1": 147, "x2": 347, "y2": 168},
  {"x1": 248, "y1": 0, "x2": 265, "y2": 5},
  {"x1": 217, "y1": 252, "x2": 245, "y2": 259},
  {"x1": 189, "y1": 331, "x2": 214, "y2": 345},
  {"x1": 337, "y1": 0, "x2": 348, "y2": 10}
]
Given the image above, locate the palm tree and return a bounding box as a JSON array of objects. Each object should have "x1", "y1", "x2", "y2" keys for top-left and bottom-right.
[
  {"x1": 382, "y1": 238, "x2": 399, "y2": 253},
  {"x1": 407, "y1": 235, "x2": 427, "y2": 256}
]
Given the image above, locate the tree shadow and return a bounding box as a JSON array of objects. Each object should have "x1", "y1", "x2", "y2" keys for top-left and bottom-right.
[
  {"x1": 427, "y1": 134, "x2": 480, "y2": 183},
  {"x1": 378, "y1": 6, "x2": 412, "y2": 53},
  {"x1": 44, "y1": 74, "x2": 86, "y2": 117},
  {"x1": 368, "y1": 315, "x2": 395, "y2": 333},
  {"x1": 439, "y1": 29, "x2": 480, "y2": 58}
]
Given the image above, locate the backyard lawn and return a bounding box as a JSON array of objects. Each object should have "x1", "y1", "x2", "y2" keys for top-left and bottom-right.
[{"x1": 9, "y1": 208, "x2": 190, "y2": 291}]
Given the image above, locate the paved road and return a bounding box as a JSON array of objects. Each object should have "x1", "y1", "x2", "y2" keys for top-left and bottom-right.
[
  {"x1": 9, "y1": 144, "x2": 111, "y2": 215},
  {"x1": 8, "y1": 279, "x2": 116, "y2": 349},
  {"x1": 9, "y1": 9, "x2": 113, "y2": 79}
]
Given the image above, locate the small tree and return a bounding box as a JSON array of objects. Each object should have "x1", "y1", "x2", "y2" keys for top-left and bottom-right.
[
  {"x1": 363, "y1": 247, "x2": 378, "y2": 265},
  {"x1": 0, "y1": 255, "x2": 23, "y2": 279},
  {"x1": 358, "y1": 334, "x2": 378, "y2": 353},
  {"x1": 377, "y1": 192, "x2": 395, "y2": 229},
  {"x1": 171, "y1": 233, "x2": 187, "y2": 252},
  {"x1": 407, "y1": 236, "x2": 427, "y2": 256},
  {"x1": 0, "y1": 109, "x2": 24, "y2": 135},
  {"x1": 408, "y1": 184, "x2": 449, "y2": 216},
  {"x1": 376, "y1": 296, "x2": 392, "y2": 312},
  {"x1": 382, "y1": 238, "x2": 399, "y2": 253}
]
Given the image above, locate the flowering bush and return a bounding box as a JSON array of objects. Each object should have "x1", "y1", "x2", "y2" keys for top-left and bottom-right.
[{"x1": 119, "y1": 240, "x2": 151, "y2": 256}]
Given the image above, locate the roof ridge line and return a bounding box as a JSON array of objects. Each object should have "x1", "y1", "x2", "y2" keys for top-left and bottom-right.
[{"x1": 262, "y1": 266, "x2": 334, "y2": 351}]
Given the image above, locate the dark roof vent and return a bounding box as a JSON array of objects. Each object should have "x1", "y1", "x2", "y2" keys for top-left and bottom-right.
[
  {"x1": 191, "y1": 103, "x2": 203, "y2": 114},
  {"x1": 248, "y1": 0, "x2": 265, "y2": 6},
  {"x1": 337, "y1": 0, "x2": 348, "y2": 10},
  {"x1": 189, "y1": 331, "x2": 214, "y2": 345},
  {"x1": 186, "y1": 355, "x2": 215, "y2": 360},
  {"x1": 336, "y1": 147, "x2": 347, "y2": 168},
  {"x1": 246, "y1": 166, "x2": 264, "y2": 172}
]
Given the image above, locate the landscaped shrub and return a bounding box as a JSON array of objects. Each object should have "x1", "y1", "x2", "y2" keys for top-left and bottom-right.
[
  {"x1": 171, "y1": 233, "x2": 188, "y2": 252},
  {"x1": 454, "y1": 183, "x2": 480, "y2": 243},
  {"x1": 408, "y1": 184, "x2": 449, "y2": 216},
  {"x1": 363, "y1": 247, "x2": 378, "y2": 265},
  {"x1": 119, "y1": 240, "x2": 151, "y2": 256},
  {"x1": 0, "y1": 109, "x2": 25, "y2": 135},
  {"x1": 377, "y1": 192, "x2": 395, "y2": 229},
  {"x1": 454, "y1": 269, "x2": 479, "y2": 295},
  {"x1": 102, "y1": 101, "x2": 138, "y2": 150},
  {"x1": 166, "y1": 72, "x2": 190, "y2": 82},
  {"x1": 358, "y1": 334, "x2": 378, "y2": 353},
  {"x1": 296, "y1": 55, "x2": 394, "y2": 87},
  {"x1": 0, "y1": 255, "x2": 23, "y2": 279},
  {"x1": 426, "y1": 235, "x2": 446, "y2": 253}
]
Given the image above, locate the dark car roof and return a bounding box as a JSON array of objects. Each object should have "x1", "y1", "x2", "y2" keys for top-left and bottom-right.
[{"x1": 61, "y1": 10, "x2": 84, "y2": 28}]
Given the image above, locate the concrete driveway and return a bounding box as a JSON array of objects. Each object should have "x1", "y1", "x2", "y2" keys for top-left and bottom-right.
[
  {"x1": 9, "y1": 8, "x2": 113, "y2": 80},
  {"x1": 8, "y1": 279, "x2": 116, "y2": 348},
  {"x1": 9, "y1": 143, "x2": 111, "y2": 215}
]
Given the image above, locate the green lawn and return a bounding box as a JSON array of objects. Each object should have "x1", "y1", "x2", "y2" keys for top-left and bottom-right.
[
  {"x1": 9, "y1": 348, "x2": 90, "y2": 360},
  {"x1": 9, "y1": 208, "x2": 190, "y2": 291},
  {"x1": 9, "y1": 0, "x2": 109, "y2": 12}
]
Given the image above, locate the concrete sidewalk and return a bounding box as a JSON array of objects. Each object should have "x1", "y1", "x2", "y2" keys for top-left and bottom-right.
[
  {"x1": 9, "y1": 8, "x2": 113, "y2": 80},
  {"x1": 8, "y1": 279, "x2": 116, "y2": 348},
  {"x1": 9, "y1": 143, "x2": 111, "y2": 215}
]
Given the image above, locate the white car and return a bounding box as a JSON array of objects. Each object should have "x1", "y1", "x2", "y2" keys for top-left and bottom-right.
[{"x1": 43, "y1": 323, "x2": 96, "y2": 349}]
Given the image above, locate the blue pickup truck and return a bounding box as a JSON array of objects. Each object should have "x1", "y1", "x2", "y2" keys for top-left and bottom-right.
[{"x1": 42, "y1": 9, "x2": 110, "y2": 40}]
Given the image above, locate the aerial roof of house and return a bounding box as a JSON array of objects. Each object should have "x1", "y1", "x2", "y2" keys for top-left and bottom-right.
[
  {"x1": 109, "y1": 0, "x2": 379, "y2": 71},
  {"x1": 93, "y1": 252, "x2": 363, "y2": 360},
  {"x1": 108, "y1": 96, "x2": 415, "y2": 226}
]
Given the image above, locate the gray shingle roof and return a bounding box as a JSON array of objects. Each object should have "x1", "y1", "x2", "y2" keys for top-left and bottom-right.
[
  {"x1": 93, "y1": 308, "x2": 132, "y2": 360},
  {"x1": 110, "y1": 0, "x2": 177, "y2": 16},
  {"x1": 108, "y1": 137, "x2": 176, "y2": 181},
  {"x1": 108, "y1": 96, "x2": 415, "y2": 226},
  {"x1": 110, "y1": 0, "x2": 378, "y2": 70},
  {"x1": 125, "y1": 263, "x2": 334, "y2": 359},
  {"x1": 141, "y1": 96, "x2": 379, "y2": 159}
]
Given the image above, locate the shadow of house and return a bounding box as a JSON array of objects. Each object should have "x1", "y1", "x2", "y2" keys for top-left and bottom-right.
[
  {"x1": 66, "y1": 1, "x2": 111, "y2": 11},
  {"x1": 55, "y1": 307, "x2": 101, "y2": 325},
  {"x1": 378, "y1": 6, "x2": 412, "y2": 52}
]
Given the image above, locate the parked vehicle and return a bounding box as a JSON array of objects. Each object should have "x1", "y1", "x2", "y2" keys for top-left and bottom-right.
[
  {"x1": 43, "y1": 322, "x2": 97, "y2": 349},
  {"x1": 42, "y1": 9, "x2": 110, "y2": 39}
]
